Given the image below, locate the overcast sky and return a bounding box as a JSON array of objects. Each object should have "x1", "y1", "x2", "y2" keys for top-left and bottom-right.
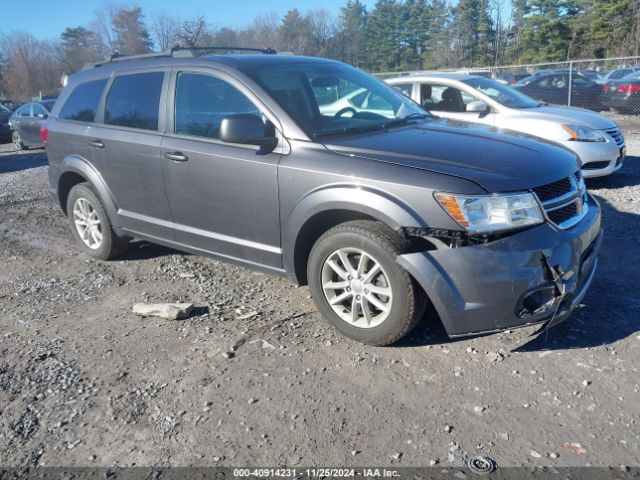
[{"x1": 3, "y1": 0, "x2": 378, "y2": 40}]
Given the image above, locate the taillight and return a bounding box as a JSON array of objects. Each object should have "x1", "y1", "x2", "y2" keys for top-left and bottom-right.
[
  {"x1": 602, "y1": 85, "x2": 609, "y2": 91},
  {"x1": 617, "y1": 84, "x2": 640, "y2": 93},
  {"x1": 40, "y1": 125, "x2": 48, "y2": 145}
]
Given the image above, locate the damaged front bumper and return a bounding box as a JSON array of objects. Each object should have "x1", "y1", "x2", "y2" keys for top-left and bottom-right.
[{"x1": 397, "y1": 195, "x2": 602, "y2": 338}]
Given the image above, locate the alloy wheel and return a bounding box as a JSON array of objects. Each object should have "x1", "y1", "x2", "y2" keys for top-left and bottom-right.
[
  {"x1": 320, "y1": 247, "x2": 393, "y2": 328},
  {"x1": 72, "y1": 197, "x2": 103, "y2": 250}
]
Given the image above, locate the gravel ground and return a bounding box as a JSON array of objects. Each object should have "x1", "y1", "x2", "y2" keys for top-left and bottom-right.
[{"x1": 0, "y1": 116, "x2": 639, "y2": 470}]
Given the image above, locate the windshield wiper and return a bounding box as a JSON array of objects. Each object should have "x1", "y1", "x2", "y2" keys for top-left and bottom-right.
[
  {"x1": 314, "y1": 113, "x2": 430, "y2": 139},
  {"x1": 380, "y1": 113, "x2": 430, "y2": 129},
  {"x1": 313, "y1": 123, "x2": 387, "y2": 139}
]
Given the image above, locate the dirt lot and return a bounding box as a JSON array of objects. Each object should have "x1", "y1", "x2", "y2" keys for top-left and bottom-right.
[{"x1": 1, "y1": 115, "x2": 639, "y2": 470}]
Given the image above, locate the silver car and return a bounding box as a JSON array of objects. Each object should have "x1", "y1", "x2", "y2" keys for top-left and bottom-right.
[{"x1": 387, "y1": 73, "x2": 625, "y2": 178}]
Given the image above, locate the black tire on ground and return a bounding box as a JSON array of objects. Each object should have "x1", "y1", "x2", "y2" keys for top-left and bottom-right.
[
  {"x1": 12, "y1": 131, "x2": 26, "y2": 151},
  {"x1": 307, "y1": 220, "x2": 427, "y2": 346},
  {"x1": 66, "y1": 182, "x2": 129, "y2": 260}
]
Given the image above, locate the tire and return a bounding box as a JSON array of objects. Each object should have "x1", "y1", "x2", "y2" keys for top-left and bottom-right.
[
  {"x1": 307, "y1": 220, "x2": 427, "y2": 346},
  {"x1": 12, "y1": 131, "x2": 26, "y2": 151},
  {"x1": 66, "y1": 183, "x2": 129, "y2": 260}
]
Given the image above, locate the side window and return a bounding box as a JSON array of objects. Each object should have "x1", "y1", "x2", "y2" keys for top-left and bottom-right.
[
  {"x1": 349, "y1": 90, "x2": 368, "y2": 108},
  {"x1": 59, "y1": 79, "x2": 107, "y2": 122},
  {"x1": 16, "y1": 104, "x2": 31, "y2": 117},
  {"x1": 572, "y1": 75, "x2": 589, "y2": 86},
  {"x1": 347, "y1": 90, "x2": 393, "y2": 114},
  {"x1": 428, "y1": 85, "x2": 466, "y2": 112},
  {"x1": 538, "y1": 75, "x2": 565, "y2": 88},
  {"x1": 393, "y1": 83, "x2": 413, "y2": 98},
  {"x1": 365, "y1": 92, "x2": 393, "y2": 111},
  {"x1": 537, "y1": 76, "x2": 551, "y2": 88},
  {"x1": 174, "y1": 72, "x2": 261, "y2": 140},
  {"x1": 460, "y1": 91, "x2": 477, "y2": 108},
  {"x1": 420, "y1": 84, "x2": 436, "y2": 107},
  {"x1": 105, "y1": 72, "x2": 164, "y2": 130},
  {"x1": 33, "y1": 104, "x2": 47, "y2": 118}
]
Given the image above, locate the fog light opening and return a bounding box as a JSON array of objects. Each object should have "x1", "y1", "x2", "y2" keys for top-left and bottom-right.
[{"x1": 517, "y1": 286, "x2": 558, "y2": 319}]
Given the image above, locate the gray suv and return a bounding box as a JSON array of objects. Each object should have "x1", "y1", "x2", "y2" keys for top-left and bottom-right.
[{"x1": 45, "y1": 48, "x2": 602, "y2": 345}]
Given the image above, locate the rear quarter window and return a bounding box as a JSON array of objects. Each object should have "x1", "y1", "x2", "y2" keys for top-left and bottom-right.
[
  {"x1": 59, "y1": 79, "x2": 107, "y2": 122},
  {"x1": 104, "y1": 72, "x2": 164, "y2": 130}
]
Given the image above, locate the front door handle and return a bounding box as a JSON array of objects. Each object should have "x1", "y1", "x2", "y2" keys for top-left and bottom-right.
[
  {"x1": 89, "y1": 140, "x2": 104, "y2": 148},
  {"x1": 164, "y1": 151, "x2": 188, "y2": 162}
]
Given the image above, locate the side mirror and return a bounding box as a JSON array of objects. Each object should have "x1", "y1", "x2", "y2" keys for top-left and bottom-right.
[
  {"x1": 38, "y1": 113, "x2": 48, "y2": 119},
  {"x1": 466, "y1": 100, "x2": 489, "y2": 113},
  {"x1": 220, "y1": 114, "x2": 277, "y2": 150}
]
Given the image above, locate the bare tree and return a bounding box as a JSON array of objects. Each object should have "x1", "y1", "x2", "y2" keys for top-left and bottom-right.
[
  {"x1": 175, "y1": 15, "x2": 208, "y2": 48},
  {"x1": 0, "y1": 31, "x2": 63, "y2": 101},
  {"x1": 307, "y1": 9, "x2": 338, "y2": 56},
  {"x1": 151, "y1": 12, "x2": 179, "y2": 51},
  {"x1": 244, "y1": 12, "x2": 280, "y2": 49}
]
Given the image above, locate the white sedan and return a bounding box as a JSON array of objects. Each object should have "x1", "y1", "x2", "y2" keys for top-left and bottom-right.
[{"x1": 386, "y1": 73, "x2": 625, "y2": 178}]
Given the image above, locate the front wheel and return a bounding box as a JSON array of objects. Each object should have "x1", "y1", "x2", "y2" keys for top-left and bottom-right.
[{"x1": 308, "y1": 221, "x2": 426, "y2": 346}]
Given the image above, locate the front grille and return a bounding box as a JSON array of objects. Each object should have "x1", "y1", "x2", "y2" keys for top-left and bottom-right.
[
  {"x1": 583, "y1": 160, "x2": 611, "y2": 170},
  {"x1": 533, "y1": 172, "x2": 587, "y2": 229},
  {"x1": 547, "y1": 201, "x2": 578, "y2": 224},
  {"x1": 605, "y1": 127, "x2": 624, "y2": 147},
  {"x1": 533, "y1": 177, "x2": 572, "y2": 202}
]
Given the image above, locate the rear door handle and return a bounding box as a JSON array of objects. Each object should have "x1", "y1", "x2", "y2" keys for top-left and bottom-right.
[
  {"x1": 164, "y1": 151, "x2": 188, "y2": 162},
  {"x1": 89, "y1": 140, "x2": 104, "y2": 148}
]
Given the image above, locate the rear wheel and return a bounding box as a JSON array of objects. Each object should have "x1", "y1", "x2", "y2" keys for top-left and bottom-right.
[
  {"x1": 308, "y1": 220, "x2": 426, "y2": 346},
  {"x1": 66, "y1": 183, "x2": 129, "y2": 260},
  {"x1": 12, "y1": 131, "x2": 26, "y2": 151}
]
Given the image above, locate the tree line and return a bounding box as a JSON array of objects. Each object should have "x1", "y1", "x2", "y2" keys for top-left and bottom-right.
[{"x1": 1, "y1": 0, "x2": 639, "y2": 100}]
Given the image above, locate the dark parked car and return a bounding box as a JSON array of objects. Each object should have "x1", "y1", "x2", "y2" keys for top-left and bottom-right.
[
  {"x1": 513, "y1": 71, "x2": 605, "y2": 110},
  {"x1": 0, "y1": 103, "x2": 13, "y2": 142},
  {"x1": 602, "y1": 71, "x2": 640, "y2": 113},
  {"x1": 8, "y1": 100, "x2": 55, "y2": 150},
  {"x1": 44, "y1": 49, "x2": 601, "y2": 346},
  {"x1": 0, "y1": 100, "x2": 21, "y2": 111},
  {"x1": 496, "y1": 72, "x2": 532, "y2": 85}
]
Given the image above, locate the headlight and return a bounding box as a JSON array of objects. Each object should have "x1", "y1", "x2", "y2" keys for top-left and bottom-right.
[
  {"x1": 562, "y1": 124, "x2": 606, "y2": 142},
  {"x1": 435, "y1": 192, "x2": 544, "y2": 233}
]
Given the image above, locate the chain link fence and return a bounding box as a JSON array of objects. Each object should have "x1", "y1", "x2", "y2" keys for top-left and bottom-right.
[{"x1": 377, "y1": 56, "x2": 640, "y2": 114}]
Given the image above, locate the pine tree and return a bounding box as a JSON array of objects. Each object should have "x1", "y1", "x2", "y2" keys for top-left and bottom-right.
[
  {"x1": 366, "y1": 0, "x2": 403, "y2": 71},
  {"x1": 59, "y1": 27, "x2": 100, "y2": 73},
  {"x1": 451, "y1": 0, "x2": 495, "y2": 67},
  {"x1": 516, "y1": 0, "x2": 579, "y2": 62},
  {"x1": 279, "y1": 9, "x2": 312, "y2": 55},
  {"x1": 111, "y1": 7, "x2": 153, "y2": 55},
  {"x1": 338, "y1": 1, "x2": 368, "y2": 67}
]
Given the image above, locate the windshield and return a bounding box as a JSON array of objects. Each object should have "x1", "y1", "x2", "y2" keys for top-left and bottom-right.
[
  {"x1": 240, "y1": 62, "x2": 427, "y2": 139},
  {"x1": 463, "y1": 77, "x2": 540, "y2": 108},
  {"x1": 580, "y1": 71, "x2": 602, "y2": 82}
]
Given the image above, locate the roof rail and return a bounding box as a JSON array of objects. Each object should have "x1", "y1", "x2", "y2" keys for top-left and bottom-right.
[
  {"x1": 171, "y1": 45, "x2": 277, "y2": 55},
  {"x1": 82, "y1": 45, "x2": 277, "y2": 70}
]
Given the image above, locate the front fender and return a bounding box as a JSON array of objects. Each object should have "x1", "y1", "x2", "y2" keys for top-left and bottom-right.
[
  {"x1": 282, "y1": 184, "x2": 426, "y2": 280},
  {"x1": 57, "y1": 155, "x2": 119, "y2": 223}
]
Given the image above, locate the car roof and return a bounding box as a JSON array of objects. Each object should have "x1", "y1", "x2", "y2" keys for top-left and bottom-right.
[
  {"x1": 77, "y1": 53, "x2": 340, "y2": 75},
  {"x1": 387, "y1": 72, "x2": 483, "y2": 82}
]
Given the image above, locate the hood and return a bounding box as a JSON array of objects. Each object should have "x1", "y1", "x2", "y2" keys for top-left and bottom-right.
[
  {"x1": 323, "y1": 118, "x2": 580, "y2": 193},
  {"x1": 508, "y1": 104, "x2": 616, "y2": 130}
]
